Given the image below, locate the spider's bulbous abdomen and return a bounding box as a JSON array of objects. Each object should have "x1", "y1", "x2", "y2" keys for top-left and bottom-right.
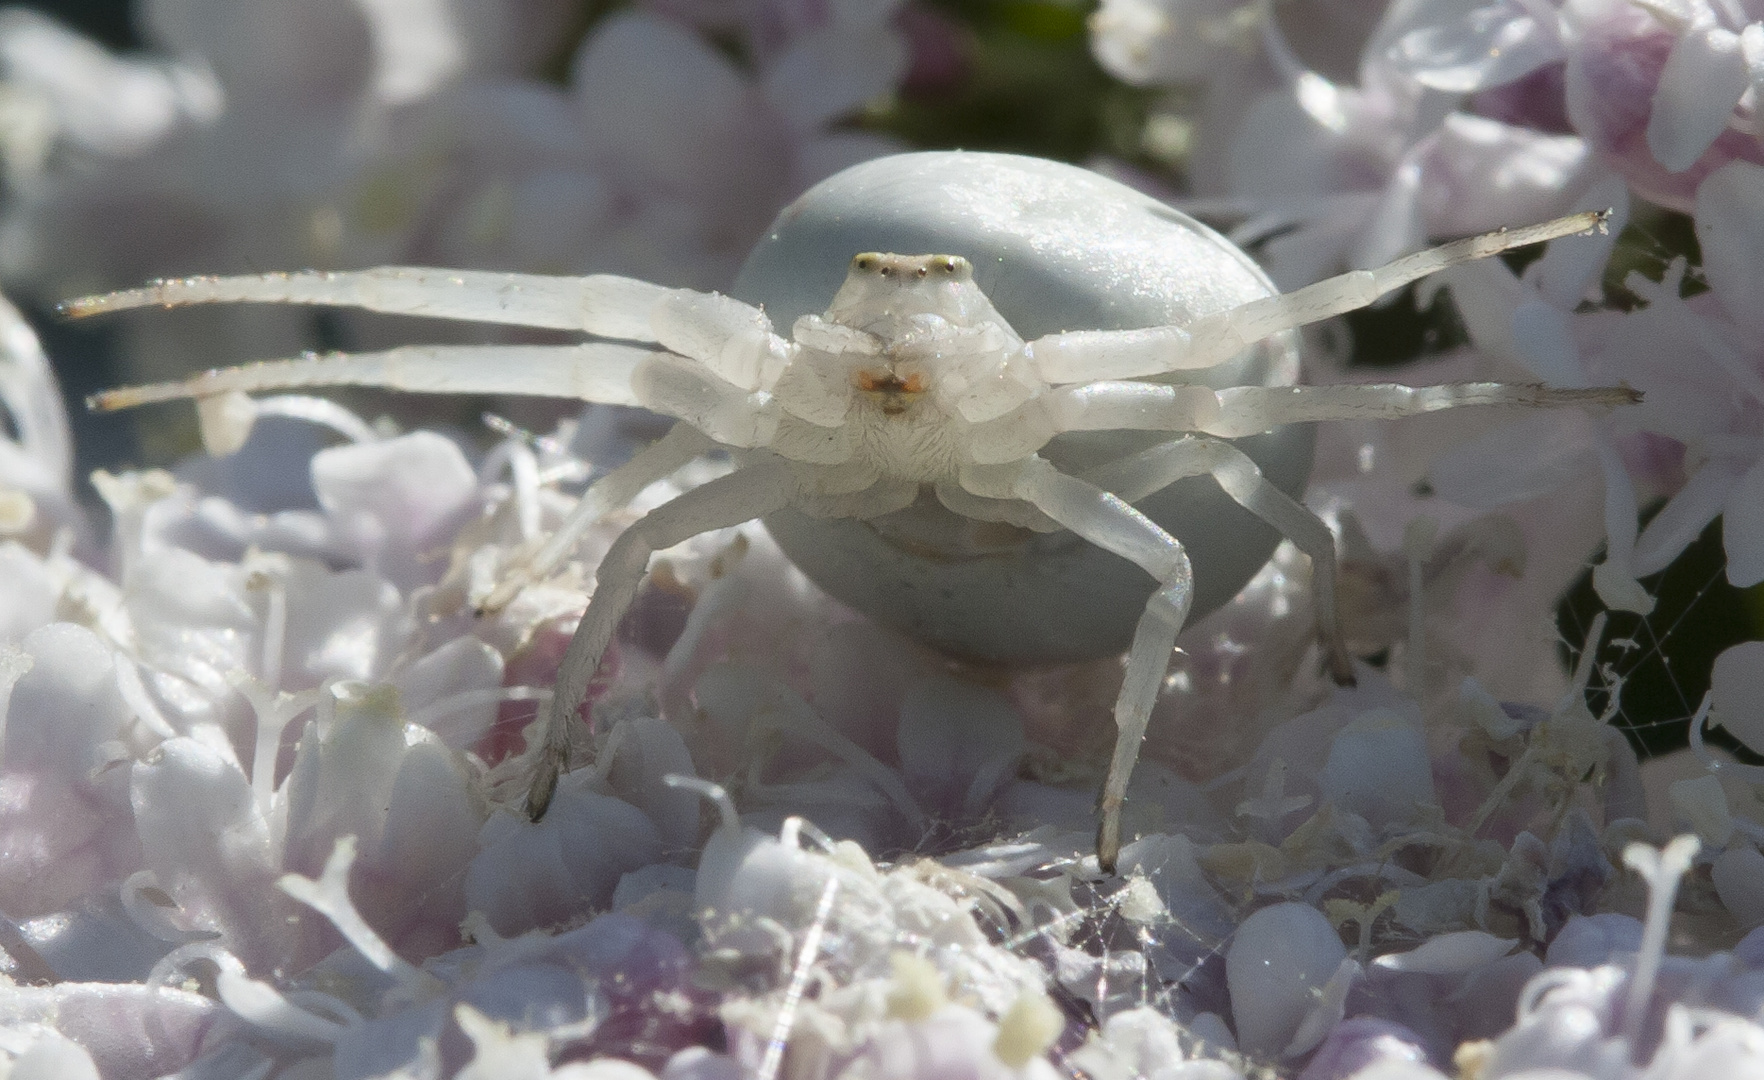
[{"x1": 735, "y1": 151, "x2": 1315, "y2": 664}]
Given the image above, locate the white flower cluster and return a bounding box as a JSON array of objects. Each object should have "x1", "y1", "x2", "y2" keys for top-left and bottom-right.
[{"x1": 0, "y1": 2, "x2": 1760, "y2": 1080}]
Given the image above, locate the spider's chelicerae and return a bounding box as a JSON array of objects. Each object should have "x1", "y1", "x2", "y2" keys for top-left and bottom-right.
[{"x1": 69, "y1": 153, "x2": 1636, "y2": 870}]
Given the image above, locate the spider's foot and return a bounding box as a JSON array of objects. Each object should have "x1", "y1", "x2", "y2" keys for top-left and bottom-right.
[
  {"x1": 474, "y1": 581, "x2": 523, "y2": 619},
  {"x1": 525, "y1": 753, "x2": 563, "y2": 822},
  {"x1": 1096, "y1": 808, "x2": 1122, "y2": 875}
]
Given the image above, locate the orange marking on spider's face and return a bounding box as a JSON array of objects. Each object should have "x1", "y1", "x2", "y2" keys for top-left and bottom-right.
[
  {"x1": 854, "y1": 370, "x2": 927, "y2": 394},
  {"x1": 854, "y1": 369, "x2": 929, "y2": 415}
]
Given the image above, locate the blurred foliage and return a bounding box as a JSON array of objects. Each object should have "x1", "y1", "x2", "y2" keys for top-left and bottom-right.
[
  {"x1": 24, "y1": 0, "x2": 135, "y2": 48},
  {"x1": 861, "y1": 0, "x2": 1163, "y2": 166}
]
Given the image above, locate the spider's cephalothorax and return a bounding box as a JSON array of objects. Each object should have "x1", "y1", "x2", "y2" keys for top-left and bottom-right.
[
  {"x1": 69, "y1": 151, "x2": 1636, "y2": 869},
  {"x1": 830, "y1": 252, "x2": 1012, "y2": 419},
  {"x1": 791, "y1": 250, "x2": 1039, "y2": 482}
]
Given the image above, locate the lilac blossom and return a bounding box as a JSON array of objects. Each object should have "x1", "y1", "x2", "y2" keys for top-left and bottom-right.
[
  {"x1": 1383, "y1": 0, "x2": 1764, "y2": 212},
  {"x1": 1093, "y1": 0, "x2": 1602, "y2": 287},
  {"x1": 340, "y1": 3, "x2": 907, "y2": 287},
  {"x1": 5, "y1": 1, "x2": 1764, "y2": 1077},
  {"x1": 1431, "y1": 160, "x2": 1764, "y2": 614},
  {"x1": 2, "y1": 322, "x2": 1763, "y2": 1076}
]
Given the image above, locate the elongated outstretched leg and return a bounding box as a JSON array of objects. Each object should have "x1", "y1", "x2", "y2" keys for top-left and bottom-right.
[
  {"x1": 479, "y1": 422, "x2": 715, "y2": 613},
  {"x1": 63, "y1": 267, "x2": 678, "y2": 340},
  {"x1": 1026, "y1": 210, "x2": 1609, "y2": 383},
  {"x1": 525, "y1": 460, "x2": 799, "y2": 819},
  {"x1": 87, "y1": 342, "x2": 657, "y2": 413},
  {"x1": 1082, "y1": 435, "x2": 1354, "y2": 685},
  {"x1": 986, "y1": 457, "x2": 1196, "y2": 872},
  {"x1": 968, "y1": 379, "x2": 1637, "y2": 467},
  {"x1": 1201, "y1": 382, "x2": 1639, "y2": 438},
  {"x1": 66, "y1": 269, "x2": 794, "y2": 394}
]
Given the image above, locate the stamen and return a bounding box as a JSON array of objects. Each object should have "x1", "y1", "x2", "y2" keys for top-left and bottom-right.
[
  {"x1": 1621, "y1": 834, "x2": 1702, "y2": 1049},
  {"x1": 277, "y1": 836, "x2": 436, "y2": 993},
  {"x1": 664, "y1": 773, "x2": 740, "y2": 833}
]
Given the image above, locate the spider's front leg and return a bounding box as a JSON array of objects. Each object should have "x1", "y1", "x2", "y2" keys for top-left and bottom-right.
[
  {"x1": 525, "y1": 459, "x2": 800, "y2": 819},
  {"x1": 1024, "y1": 211, "x2": 1609, "y2": 385},
  {"x1": 965, "y1": 456, "x2": 1196, "y2": 873},
  {"x1": 476, "y1": 423, "x2": 714, "y2": 614}
]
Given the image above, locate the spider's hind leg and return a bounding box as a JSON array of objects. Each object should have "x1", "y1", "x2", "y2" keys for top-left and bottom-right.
[
  {"x1": 476, "y1": 422, "x2": 714, "y2": 615},
  {"x1": 1082, "y1": 435, "x2": 1356, "y2": 686},
  {"x1": 524, "y1": 460, "x2": 798, "y2": 820},
  {"x1": 990, "y1": 456, "x2": 1197, "y2": 873}
]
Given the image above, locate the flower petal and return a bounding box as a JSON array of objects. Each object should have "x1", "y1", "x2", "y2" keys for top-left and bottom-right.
[
  {"x1": 1711, "y1": 640, "x2": 1764, "y2": 755},
  {"x1": 762, "y1": 19, "x2": 907, "y2": 133},
  {"x1": 1385, "y1": 0, "x2": 1563, "y2": 93},
  {"x1": 1695, "y1": 160, "x2": 1764, "y2": 339},
  {"x1": 1633, "y1": 455, "x2": 1746, "y2": 576},
  {"x1": 1721, "y1": 455, "x2": 1764, "y2": 586},
  {"x1": 1526, "y1": 173, "x2": 1630, "y2": 310},
  {"x1": 1429, "y1": 410, "x2": 1598, "y2": 508},
  {"x1": 1647, "y1": 25, "x2": 1748, "y2": 173}
]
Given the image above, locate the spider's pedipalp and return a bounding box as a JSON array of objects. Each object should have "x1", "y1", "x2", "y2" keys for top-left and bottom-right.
[
  {"x1": 87, "y1": 342, "x2": 657, "y2": 413},
  {"x1": 62, "y1": 267, "x2": 677, "y2": 341}
]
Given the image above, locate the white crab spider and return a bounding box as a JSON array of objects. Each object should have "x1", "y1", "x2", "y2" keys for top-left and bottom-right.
[{"x1": 68, "y1": 152, "x2": 1633, "y2": 870}]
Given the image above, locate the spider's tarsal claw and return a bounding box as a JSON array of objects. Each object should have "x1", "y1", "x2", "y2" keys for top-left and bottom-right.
[
  {"x1": 526, "y1": 756, "x2": 562, "y2": 822},
  {"x1": 475, "y1": 572, "x2": 529, "y2": 618},
  {"x1": 1096, "y1": 808, "x2": 1122, "y2": 875}
]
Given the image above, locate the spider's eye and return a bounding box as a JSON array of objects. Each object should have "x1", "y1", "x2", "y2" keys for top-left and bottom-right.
[
  {"x1": 915, "y1": 265, "x2": 929, "y2": 279},
  {"x1": 935, "y1": 256, "x2": 967, "y2": 276},
  {"x1": 853, "y1": 254, "x2": 879, "y2": 272}
]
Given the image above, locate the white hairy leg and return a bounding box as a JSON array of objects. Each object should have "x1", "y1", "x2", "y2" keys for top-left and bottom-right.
[
  {"x1": 88, "y1": 343, "x2": 656, "y2": 411},
  {"x1": 1201, "y1": 382, "x2": 1639, "y2": 438},
  {"x1": 526, "y1": 460, "x2": 799, "y2": 818},
  {"x1": 968, "y1": 381, "x2": 1636, "y2": 465},
  {"x1": 1082, "y1": 435, "x2": 1354, "y2": 684},
  {"x1": 996, "y1": 457, "x2": 1196, "y2": 871},
  {"x1": 1027, "y1": 210, "x2": 1608, "y2": 383},
  {"x1": 650, "y1": 292, "x2": 793, "y2": 391},
  {"x1": 966, "y1": 382, "x2": 1221, "y2": 463},
  {"x1": 64, "y1": 267, "x2": 677, "y2": 340},
  {"x1": 478, "y1": 423, "x2": 717, "y2": 613},
  {"x1": 67, "y1": 270, "x2": 796, "y2": 394}
]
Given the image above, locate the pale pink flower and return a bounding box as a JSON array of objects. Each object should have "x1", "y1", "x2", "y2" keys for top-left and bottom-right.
[{"x1": 1383, "y1": 0, "x2": 1764, "y2": 211}]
